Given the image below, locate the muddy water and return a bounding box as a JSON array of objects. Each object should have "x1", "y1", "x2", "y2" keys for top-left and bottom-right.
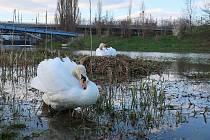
[{"x1": 0, "y1": 52, "x2": 210, "y2": 139}]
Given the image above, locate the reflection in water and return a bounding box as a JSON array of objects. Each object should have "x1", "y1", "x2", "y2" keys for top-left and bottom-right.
[
  {"x1": 36, "y1": 112, "x2": 99, "y2": 140},
  {"x1": 170, "y1": 59, "x2": 210, "y2": 74}
]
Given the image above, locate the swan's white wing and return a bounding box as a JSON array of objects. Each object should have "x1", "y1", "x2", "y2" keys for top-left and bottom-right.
[
  {"x1": 96, "y1": 48, "x2": 102, "y2": 56},
  {"x1": 31, "y1": 57, "x2": 77, "y2": 93},
  {"x1": 109, "y1": 47, "x2": 117, "y2": 56},
  {"x1": 102, "y1": 48, "x2": 109, "y2": 56},
  {"x1": 62, "y1": 57, "x2": 77, "y2": 73},
  {"x1": 105, "y1": 48, "x2": 110, "y2": 56},
  {"x1": 96, "y1": 47, "x2": 117, "y2": 56}
]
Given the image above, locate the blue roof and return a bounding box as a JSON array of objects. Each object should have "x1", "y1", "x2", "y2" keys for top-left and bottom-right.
[{"x1": 0, "y1": 23, "x2": 78, "y2": 37}]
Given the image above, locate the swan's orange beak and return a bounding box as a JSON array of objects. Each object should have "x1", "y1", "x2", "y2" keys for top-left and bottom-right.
[{"x1": 80, "y1": 80, "x2": 87, "y2": 90}]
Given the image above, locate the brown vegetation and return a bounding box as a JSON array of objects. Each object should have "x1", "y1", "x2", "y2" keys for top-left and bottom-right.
[{"x1": 79, "y1": 55, "x2": 165, "y2": 83}]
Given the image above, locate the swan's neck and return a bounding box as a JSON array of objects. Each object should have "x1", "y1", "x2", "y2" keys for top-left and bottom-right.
[
  {"x1": 72, "y1": 69, "x2": 79, "y2": 80},
  {"x1": 72, "y1": 66, "x2": 88, "y2": 82}
]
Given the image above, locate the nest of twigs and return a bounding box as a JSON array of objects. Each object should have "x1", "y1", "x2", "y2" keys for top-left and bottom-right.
[{"x1": 79, "y1": 55, "x2": 164, "y2": 82}]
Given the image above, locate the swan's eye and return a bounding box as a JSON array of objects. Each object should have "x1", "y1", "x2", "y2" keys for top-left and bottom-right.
[{"x1": 81, "y1": 74, "x2": 86, "y2": 82}]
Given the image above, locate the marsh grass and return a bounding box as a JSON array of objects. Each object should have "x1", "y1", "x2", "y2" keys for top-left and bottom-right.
[
  {"x1": 79, "y1": 79, "x2": 169, "y2": 138},
  {"x1": 81, "y1": 74, "x2": 210, "y2": 139}
]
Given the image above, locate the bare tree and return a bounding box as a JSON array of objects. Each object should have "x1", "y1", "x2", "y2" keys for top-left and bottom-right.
[
  {"x1": 55, "y1": 0, "x2": 79, "y2": 31},
  {"x1": 173, "y1": 18, "x2": 188, "y2": 38},
  {"x1": 186, "y1": 0, "x2": 193, "y2": 30},
  {"x1": 140, "y1": 1, "x2": 145, "y2": 24},
  {"x1": 104, "y1": 10, "x2": 111, "y2": 35},
  {"x1": 128, "y1": 0, "x2": 132, "y2": 19},
  {"x1": 96, "y1": 0, "x2": 102, "y2": 36},
  {"x1": 120, "y1": 19, "x2": 130, "y2": 38},
  {"x1": 140, "y1": 0, "x2": 145, "y2": 38},
  {"x1": 121, "y1": 0, "x2": 132, "y2": 37},
  {"x1": 97, "y1": 0, "x2": 102, "y2": 22},
  {"x1": 202, "y1": 0, "x2": 210, "y2": 24}
]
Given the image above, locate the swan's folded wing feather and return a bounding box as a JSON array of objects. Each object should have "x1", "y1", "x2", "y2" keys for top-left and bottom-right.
[
  {"x1": 31, "y1": 57, "x2": 77, "y2": 93},
  {"x1": 109, "y1": 47, "x2": 117, "y2": 56},
  {"x1": 62, "y1": 57, "x2": 77, "y2": 73}
]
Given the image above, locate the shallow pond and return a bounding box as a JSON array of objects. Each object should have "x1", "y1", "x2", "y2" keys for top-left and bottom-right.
[
  {"x1": 0, "y1": 51, "x2": 210, "y2": 140},
  {"x1": 74, "y1": 50, "x2": 210, "y2": 64}
]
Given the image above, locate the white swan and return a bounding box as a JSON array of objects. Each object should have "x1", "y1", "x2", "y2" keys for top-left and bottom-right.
[
  {"x1": 96, "y1": 43, "x2": 117, "y2": 57},
  {"x1": 30, "y1": 57, "x2": 99, "y2": 110}
]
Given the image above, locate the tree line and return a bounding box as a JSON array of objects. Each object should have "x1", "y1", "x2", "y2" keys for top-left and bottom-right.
[{"x1": 55, "y1": 0, "x2": 210, "y2": 38}]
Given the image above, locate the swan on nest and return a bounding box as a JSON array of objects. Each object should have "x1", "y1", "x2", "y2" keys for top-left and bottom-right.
[
  {"x1": 96, "y1": 43, "x2": 117, "y2": 57},
  {"x1": 30, "y1": 57, "x2": 99, "y2": 110}
]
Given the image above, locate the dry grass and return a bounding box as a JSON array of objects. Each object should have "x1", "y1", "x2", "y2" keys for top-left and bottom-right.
[{"x1": 79, "y1": 55, "x2": 165, "y2": 83}]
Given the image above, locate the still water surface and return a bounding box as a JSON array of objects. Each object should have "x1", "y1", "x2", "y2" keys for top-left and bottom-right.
[{"x1": 74, "y1": 50, "x2": 210, "y2": 64}]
